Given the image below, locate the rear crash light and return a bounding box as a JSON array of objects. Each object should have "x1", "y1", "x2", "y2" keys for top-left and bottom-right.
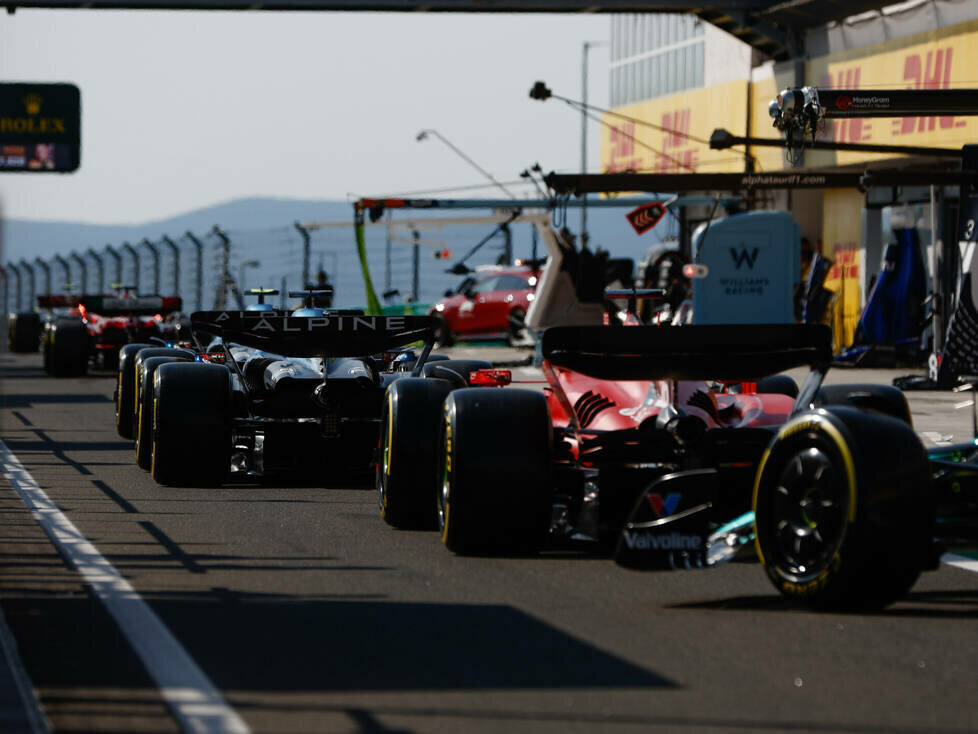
[{"x1": 469, "y1": 369, "x2": 512, "y2": 386}]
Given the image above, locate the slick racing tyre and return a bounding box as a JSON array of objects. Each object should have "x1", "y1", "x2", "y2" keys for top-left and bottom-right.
[
  {"x1": 815, "y1": 384, "x2": 912, "y2": 425},
  {"x1": 753, "y1": 406, "x2": 931, "y2": 610},
  {"x1": 151, "y1": 362, "x2": 232, "y2": 487},
  {"x1": 135, "y1": 355, "x2": 191, "y2": 470},
  {"x1": 378, "y1": 377, "x2": 454, "y2": 530},
  {"x1": 8, "y1": 312, "x2": 41, "y2": 353},
  {"x1": 130, "y1": 347, "x2": 194, "y2": 439},
  {"x1": 45, "y1": 319, "x2": 89, "y2": 377},
  {"x1": 439, "y1": 388, "x2": 552, "y2": 555},
  {"x1": 115, "y1": 344, "x2": 153, "y2": 439},
  {"x1": 420, "y1": 359, "x2": 492, "y2": 389}
]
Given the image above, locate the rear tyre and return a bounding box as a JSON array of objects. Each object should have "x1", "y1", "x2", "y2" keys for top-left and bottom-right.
[
  {"x1": 753, "y1": 406, "x2": 931, "y2": 610},
  {"x1": 45, "y1": 319, "x2": 89, "y2": 377},
  {"x1": 439, "y1": 388, "x2": 552, "y2": 555},
  {"x1": 419, "y1": 359, "x2": 493, "y2": 389},
  {"x1": 130, "y1": 347, "x2": 195, "y2": 439},
  {"x1": 151, "y1": 362, "x2": 232, "y2": 487},
  {"x1": 378, "y1": 377, "x2": 454, "y2": 529},
  {"x1": 8, "y1": 313, "x2": 41, "y2": 353},
  {"x1": 815, "y1": 384, "x2": 912, "y2": 425},
  {"x1": 135, "y1": 355, "x2": 191, "y2": 470},
  {"x1": 115, "y1": 343, "x2": 153, "y2": 439},
  {"x1": 755, "y1": 374, "x2": 799, "y2": 399}
]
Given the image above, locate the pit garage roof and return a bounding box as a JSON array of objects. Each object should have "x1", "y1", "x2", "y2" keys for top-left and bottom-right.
[{"x1": 4, "y1": 0, "x2": 892, "y2": 62}]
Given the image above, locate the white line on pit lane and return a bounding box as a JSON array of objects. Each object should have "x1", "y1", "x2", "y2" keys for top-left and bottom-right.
[
  {"x1": 0, "y1": 441, "x2": 250, "y2": 734},
  {"x1": 942, "y1": 553, "x2": 978, "y2": 573}
]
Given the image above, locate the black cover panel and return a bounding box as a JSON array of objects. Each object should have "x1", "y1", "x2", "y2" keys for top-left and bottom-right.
[
  {"x1": 80, "y1": 295, "x2": 183, "y2": 316},
  {"x1": 191, "y1": 311, "x2": 437, "y2": 357},
  {"x1": 542, "y1": 324, "x2": 832, "y2": 381}
]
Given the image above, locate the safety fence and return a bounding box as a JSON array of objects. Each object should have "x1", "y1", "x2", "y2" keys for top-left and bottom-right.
[{"x1": 0, "y1": 215, "x2": 543, "y2": 316}]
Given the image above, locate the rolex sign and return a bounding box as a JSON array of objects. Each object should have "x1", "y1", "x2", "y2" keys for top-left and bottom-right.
[{"x1": 0, "y1": 83, "x2": 80, "y2": 173}]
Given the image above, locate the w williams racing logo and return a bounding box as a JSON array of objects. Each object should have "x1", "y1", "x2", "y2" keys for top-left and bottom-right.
[{"x1": 730, "y1": 246, "x2": 759, "y2": 270}]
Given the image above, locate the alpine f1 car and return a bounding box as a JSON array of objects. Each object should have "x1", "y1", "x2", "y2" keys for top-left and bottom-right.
[
  {"x1": 380, "y1": 319, "x2": 978, "y2": 609},
  {"x1": 137, "y1": 303, "x2": 463, "y2": 487},
  {"x1": 25, "y1": 292, "x2": 187, "y2": 376}
]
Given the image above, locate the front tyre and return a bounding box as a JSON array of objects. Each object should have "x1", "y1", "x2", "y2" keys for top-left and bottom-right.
[
  {"x1": 753, "y1": 407, "x2": 931, "y2": 610},
  {"x1": 439, "y1": 388, "x2": 552, "y2": 555}
]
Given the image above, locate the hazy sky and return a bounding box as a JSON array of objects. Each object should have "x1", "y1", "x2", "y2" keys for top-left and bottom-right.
[{"x1": 0, "y1": 10, "x2": 610, "y2": 224}]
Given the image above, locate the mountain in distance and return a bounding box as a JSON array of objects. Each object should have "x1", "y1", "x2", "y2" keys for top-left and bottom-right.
[
  {"x1": 1, "y1": 195, "x2": 669, "y2": 309},
  {"x1": 1, "y1": 197, "x2": 355, "y2": 263}
]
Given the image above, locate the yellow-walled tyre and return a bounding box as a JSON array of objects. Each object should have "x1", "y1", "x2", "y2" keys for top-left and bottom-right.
[
  {"x1": 753, "y1": 406, "x2": 931, "y2": 610},
  {"x1": 151, "y1": 362, "x2": 231, "y2": 487},
  {"x1": 135, "y1": 355, "x2": 190, "y2": 470},
  {"x1": 378, "y1": 377, "x2": 453, "y2": 530},
  {"x1": 115, "y1": 344, "x2": 153, "y2": 439}
]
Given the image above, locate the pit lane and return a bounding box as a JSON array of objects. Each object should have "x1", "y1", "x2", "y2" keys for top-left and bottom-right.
[{"x1": 1, "y1": 348, "x2": 977, "y2": 734}]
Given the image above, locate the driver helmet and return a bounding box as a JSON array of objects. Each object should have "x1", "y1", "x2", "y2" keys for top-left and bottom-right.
[
  {"x1": 393, "y1": 351, "x2": 417, "y2": 364},
  {"x1": 246, "y1": 303, "x2": 276, "y2": 312},
  {"x1": 291, "y1": 306, "x2": 326, "y2": 317}
]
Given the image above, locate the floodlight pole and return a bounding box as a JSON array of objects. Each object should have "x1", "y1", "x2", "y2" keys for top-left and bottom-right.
[
  {"x1": 53, "y1": 254, "x2": 70, "y2": 291},
  {"x1": 161, "y1": 235, "x2": 180, "y2": 296},
  {"x1": 121, "y1": 242, "x2": 140, "y2": 292},
  {"x1": 34, "y1": 258, "x2": 51, "y2": 297},
  {"x1": 18, "y1": 260, "x2": 35, "y2": 310},
  {"x1": 185, "y1": 232, "x2": 204, "y2": 311},
  {"x1": 87, "y1": 249, "x2": 104, "y2": 293},
  {"x1": 295, "y1": 222, "x2": 311, "y2": 289},
  {"x1": 8, "y1": 263, "x2": 22, "y2": 312},
  {"x1": 412, "y1": 230, "x2": 420, "y2": 303},
  {"x1": 104, "y1": 246, "x2": 121, "y2": 288},
  {"x1": 582, "y1": 40, "x2": 607, "y2": 244},
  {"x1": 70, "y1": 252, "x2": 88, "y2": 293},
  {"x1": 212, "y1": 226, "x2": 232, "y2": 309},
  {"x1": 141, "y1": 238, "x2": 160, "y2": 294},
  {"x1": 0, "y1": 266, "x2": 7, "y2": 317}
]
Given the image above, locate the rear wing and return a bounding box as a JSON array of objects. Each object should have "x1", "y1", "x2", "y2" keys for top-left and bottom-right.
[
  {"x1": 542, "y1": 324, "x2": 832, "y2": 381},
  {"x1": 37, "y1": 294, "x2": 79, "y2": 308},
  {"x1": 191, "y1": 311, "x2": 438, "y2": 357},
  {"x1": 80, "y1": 295, "x2": 183, "y2": 316}
]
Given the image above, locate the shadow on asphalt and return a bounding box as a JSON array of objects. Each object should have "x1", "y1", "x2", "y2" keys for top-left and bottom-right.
[
  {"x1": 671, "y1": 588, "x2": 978, "y2": 618},
  {"x1": 5, "y1": 589, "x2": 673, "y2": 695},
  {"x1": 0, "y1": 393, "x2": 112, "y2": 409},
  {"x1": 150, "y1": 589, "x2": 675, "y2": 692}
]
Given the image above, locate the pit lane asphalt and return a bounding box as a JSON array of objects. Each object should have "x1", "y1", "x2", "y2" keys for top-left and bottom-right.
[{"x1": 1, "y1": 348, "x2": 978, "y2": 734}]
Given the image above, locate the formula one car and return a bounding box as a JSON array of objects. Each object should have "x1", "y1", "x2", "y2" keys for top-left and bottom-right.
[
  {"x1": 141, "y1": 304, "x2": 462, "y2": 487},
  {"x1": 379, "y1": 318, "x2": 975, "y2": 609},
  {"x1": 32, "y1": 292, "x2": 186, "y2": 376}
]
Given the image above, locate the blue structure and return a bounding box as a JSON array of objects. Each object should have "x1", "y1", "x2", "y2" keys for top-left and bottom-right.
[{"x1": 837, "y1": 228, "x2": 927, "y2": 364}]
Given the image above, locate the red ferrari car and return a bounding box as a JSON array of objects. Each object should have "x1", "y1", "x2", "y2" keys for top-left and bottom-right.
[
  {"x1": 35, "y1": 293, "x2": 186, "y2": 376},
  {"x1": 429, "y1": 266, "x2": 538, "y2": 345}
]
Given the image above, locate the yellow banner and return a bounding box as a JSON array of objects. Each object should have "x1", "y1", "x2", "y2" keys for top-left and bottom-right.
[
  {"x1": 600, "y1": 79, "x2": 749, "y2": 175},
  {"x1": 805, "y1": 20, "x2": 978, "y2": 167},
  {"x1": 821, "y1": 189, "x2": 864, "y2": 350}
]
